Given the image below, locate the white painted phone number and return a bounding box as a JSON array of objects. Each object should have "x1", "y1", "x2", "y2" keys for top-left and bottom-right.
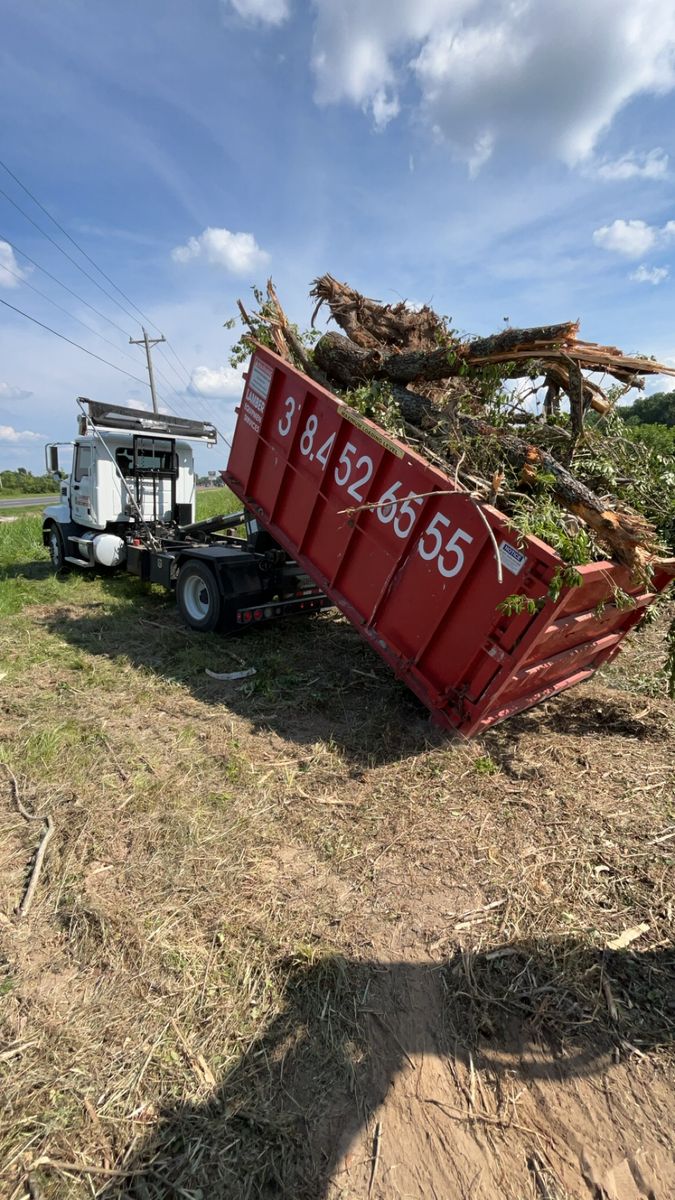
[{"x1": 277, "y1": 397, "x2": 474, "y2": 580}]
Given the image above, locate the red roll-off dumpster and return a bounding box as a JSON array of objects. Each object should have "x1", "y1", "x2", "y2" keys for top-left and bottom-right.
[{"x1": 224, "y1": 346, "x2": 672, "y2": 738}]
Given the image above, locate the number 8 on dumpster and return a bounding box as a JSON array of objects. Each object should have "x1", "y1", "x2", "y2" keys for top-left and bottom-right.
[{"x1": 419, "y1": 512, "x2": 474, "y2": 578}]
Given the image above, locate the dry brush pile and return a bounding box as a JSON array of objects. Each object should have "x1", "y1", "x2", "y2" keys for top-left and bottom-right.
[{"x1": 231, "y1": 275, "x2": 675, "y2": 685}]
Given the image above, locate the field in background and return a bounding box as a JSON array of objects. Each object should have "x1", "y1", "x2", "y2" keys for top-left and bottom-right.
[
  {"x1": 0, "y1": 500, "x2": 673, "y2": 1199},
  {"x1": 194, "y1": 485, "x2": 241, "y2": 520},
  {"x1": 0, "y1": 505, "x2": 48, "y2": 520},
  {"x1": 0, "y1": 490, "x2": 240, "y2": 619}
]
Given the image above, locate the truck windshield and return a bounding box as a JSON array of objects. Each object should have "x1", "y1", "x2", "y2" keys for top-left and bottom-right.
[
  {"x1": 115, "y1": 438, "x2": 177, "y2": 476},
  {"x1": 134, "y1": 437, "x2": 177, "y2": 475}
]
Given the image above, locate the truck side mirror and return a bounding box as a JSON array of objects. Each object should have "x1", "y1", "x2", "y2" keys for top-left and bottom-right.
[{"x1": 48, "y1": 446, "x2": 59, "y2": 474}]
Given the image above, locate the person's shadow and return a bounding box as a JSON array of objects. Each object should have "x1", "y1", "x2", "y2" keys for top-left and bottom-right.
[{"x1": 100, "y1": 938, "x2": 675, "y2": 1199}]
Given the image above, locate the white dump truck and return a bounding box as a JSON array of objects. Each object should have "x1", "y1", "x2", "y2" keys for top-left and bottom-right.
[{"x1": 43, "y1": 397, "x2": 328, "y2": 632}]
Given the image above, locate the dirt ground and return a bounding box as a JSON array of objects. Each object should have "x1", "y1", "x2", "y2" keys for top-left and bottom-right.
[{"x1": 0, "y1": 562, "x2": 673, "y2": 1198}]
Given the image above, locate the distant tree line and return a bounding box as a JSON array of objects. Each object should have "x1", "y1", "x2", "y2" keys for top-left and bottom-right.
[
  {"x1": 617, "y1": 391, "x2": 675, "y2": 427},
  {"x1": 617, "y1": 390, "x2": 675, "y2": 456},
  {"x1": 197, "y1": 474, "x2": 225, "y2": 487},
  {"x1": 0, "y1": 467, "x2": 60, "y2": 494}
]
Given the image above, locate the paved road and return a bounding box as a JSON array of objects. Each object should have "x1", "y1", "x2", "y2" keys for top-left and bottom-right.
[{"x1": 0, "y1": 495, "x2": 55, "y2": 509}]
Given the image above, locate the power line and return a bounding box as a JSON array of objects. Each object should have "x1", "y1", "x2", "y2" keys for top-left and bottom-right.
[
  {"x1": 0, "y1": 157, "x2": 163, "y2": 335},
  {"x1": 0, "y1": 295, "x2": 150, "y2": 388},
  {"x1": 0, "y1": 291, "x2": 186, "y2": 424},
  {"x1": 164, "y1": 340, "x2": 197, "y2": 383},
  {"x1": 0, "y1": 183, "x2": 138, "y2": 333},
  {"x1": 155, "y1": 347, "x2": 234, "y2": 448},
  {"x1": 0, "y1": 230, "x2": 131, "y2": 339},
  {"x1": 160, "y1": 341, "x2": 231, "y2": 419},
  {"x1": 152, "y1": 356, "x2": 233, "y2": 450},
  {"x1": 0, "y1": 261, "x2": 147, "y2": 367},
  {"x1": 1, "y1": 240, "x2": 232, "y2": 446},
  {"x1": 0, "y1": 159, "x2": 234, "y2": 445}
]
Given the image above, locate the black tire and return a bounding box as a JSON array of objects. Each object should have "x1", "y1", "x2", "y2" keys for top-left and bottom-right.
[
  {"x1": 176, "y1": 560, "x2": 222, "y2": 632},
  {"x1": 47, "y1": 525, "x2": 70, "y2": 574}
]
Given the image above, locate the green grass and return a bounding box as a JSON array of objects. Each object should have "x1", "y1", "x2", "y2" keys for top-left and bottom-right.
[
  {"x1": 0, "y1": 503, "x2": 48, "y2": 517},
  {"x1": 473, "y1": 753, "x2": 500, "y2": 776},
  {"x1": 0, "y1": 489, "x2": 241, "y2": 619},
  {"x1": 195, "y1": 486, "x2": 242, "y2": 521},
  {"x1": 0, "y1": 480, "x2": 674, "y2": 1199},
  {"x1": 0, "y1": 488, "x2": 58, "y2": 499}
]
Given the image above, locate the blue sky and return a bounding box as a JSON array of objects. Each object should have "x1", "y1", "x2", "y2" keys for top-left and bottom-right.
[{"x1": 1, "y1": 0, "x2": 675, "y2": 475}]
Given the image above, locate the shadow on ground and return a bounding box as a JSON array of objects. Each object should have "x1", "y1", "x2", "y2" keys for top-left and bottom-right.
[
  {"x1": 41, "y1": 592, "x2": 665, "y2": 768},
  {"x1": 97, "y1": 940, "x2": 675, "y2": 1199},
  {"x1": 43, "y1": 601, "x2": 440, "y2": 766}
]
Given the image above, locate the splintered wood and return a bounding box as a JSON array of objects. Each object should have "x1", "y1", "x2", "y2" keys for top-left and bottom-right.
[{"x1": 233, "y1": 275, "x2": 675, "y2": 578}]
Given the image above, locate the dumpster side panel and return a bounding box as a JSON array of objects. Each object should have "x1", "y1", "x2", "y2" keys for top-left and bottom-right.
[{"x1": 225, "y1": 347, "x2": 672, "y2": 737}]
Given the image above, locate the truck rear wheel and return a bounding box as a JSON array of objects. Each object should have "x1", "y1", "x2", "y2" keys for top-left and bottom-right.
[
  {"x1": 47, "y1": 525, "x2": 69, "y2": 574},
  {"x1": 177, "y1": 561, "x2": 222, "y2": 632}
]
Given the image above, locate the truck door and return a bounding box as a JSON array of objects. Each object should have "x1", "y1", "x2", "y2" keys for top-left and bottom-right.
[{"x1": 71, "y1": 443, "x2": 98, "y2": 528}]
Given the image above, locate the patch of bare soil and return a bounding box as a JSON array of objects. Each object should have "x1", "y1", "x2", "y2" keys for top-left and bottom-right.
[
  {"x1": 319, "y1": 957, "x2": 675, "y2": 1200},
  {"x1": 1, "y1": 601, "x2": 673, "y2": 1199}
]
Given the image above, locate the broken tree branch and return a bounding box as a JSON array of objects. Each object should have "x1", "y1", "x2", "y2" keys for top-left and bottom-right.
[
  {"x1": 17, "y1": 816, "x2": 55, "y2": 918},
  {"x1": 389, "y1": 384, "x2": 664, "y2": 572},
  {"x1": 3, "y1": 763, "x2": 43, "y2": 822}
]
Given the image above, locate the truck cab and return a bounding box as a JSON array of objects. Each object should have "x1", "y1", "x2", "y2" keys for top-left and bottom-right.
[
  {"x1": 43, "y1": 399, "x2": 210, "y2": 570},
  {"x1": 42, "y1": 396, "x2": 330, "y2": 632}
]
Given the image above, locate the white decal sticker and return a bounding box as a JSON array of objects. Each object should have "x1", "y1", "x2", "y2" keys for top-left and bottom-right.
[
  {"x1": 250, "y1": 359, "x2": 273, "y2": 401},
  {"x1": 499, "y1": 540, "x2": 527, "y2": 576},
  {"x1": 242, "y1": 385, "x2": 267, "y2": 432},
  {"x1": 244, "y1": 387, "x2": 266, "y2": 415}
]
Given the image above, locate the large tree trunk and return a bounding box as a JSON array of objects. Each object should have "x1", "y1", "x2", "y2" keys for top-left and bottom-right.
[
  {"x1": 312, "y1": 283, "x2": 675, "y2": 391},
  {"x1": 314, "y1": 330, "x2": 670, "y2": 402},
  {"x1": 313, "y1": 331, "x2": 384, "y2": 385},
  {"x1": 315, "y1": 331, "x2": 459, "y2": 385},
  {"x1": 464, "y1": 321, "x2": 579, "y2": 358},
  {"x1": 389, "y1": 385, "x2": 660, "y2": 571},
  {"x1": 314, "y1": 336, "x2": 663, "y2": 569}
]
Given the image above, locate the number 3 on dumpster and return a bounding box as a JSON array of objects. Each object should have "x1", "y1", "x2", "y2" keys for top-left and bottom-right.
[
  {"x1": 419, "y1": 512, "x2": 474, "y2": 578},
  {"x1": 277, "y1": 396, "x2": 296, "y2": 438}
]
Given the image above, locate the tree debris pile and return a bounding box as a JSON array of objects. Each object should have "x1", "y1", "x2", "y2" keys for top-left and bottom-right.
[{"x1": 231, "y1": 277, "x2": 675, "y2": 586}]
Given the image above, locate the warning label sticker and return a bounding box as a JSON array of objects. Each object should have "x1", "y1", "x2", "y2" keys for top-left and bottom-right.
[
  {"x1": 249, "y1": 358, "x2": 273, "y2": 401},
  {"x1": 498, "y1": 540, "x2": 528, "y2": 576}
]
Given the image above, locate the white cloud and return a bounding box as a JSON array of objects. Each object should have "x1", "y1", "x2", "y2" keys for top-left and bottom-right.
[
  {"x1": 0, "y1": 424, "x2": 43, "y2": 443},
  {"x1": 630, "y1": 264, "x2": 669, "y2": 284},
  {"x1": 0, "y1": 382, "x2": 33, "y2": 402},
  {"x1": 189, "y1": 365, "x2": 245, "y2": 397},
  {"x1": 593, "y1": 217, "x2": 675, "y2": 258},
  {"x1": 310, "y1": 1, "x2": 675, "y2": 169},
  {"x1": 593, "y1": 219, "x2": 657, "y2": 257},
  {"x1": 592, "y1": 147, "x2": 669, "y2": 181},
  {"x1": 0, "y1": 241, "x2": 28, "y2": 289},
  {"x1": 227, "y1": 0, "x2": 290, "y2": 25},
  {"x1": 468, "y1": 131, "x2": 495, "y2": 179},
  {"x1": 372, "y1": 89, "x2": 400, "y2": 130},
  {"x1": 171, "y1": 227, "x2": 270, "y2": 276}
]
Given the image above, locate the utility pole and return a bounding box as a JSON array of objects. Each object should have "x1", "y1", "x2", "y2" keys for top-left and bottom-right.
[{"x1": 130, "y1": 327, "x2": 166, "y2": 413}]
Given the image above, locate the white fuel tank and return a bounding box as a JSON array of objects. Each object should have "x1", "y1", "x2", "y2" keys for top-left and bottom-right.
[{"x1": 90, "y1": 532, "x2": 127, "y2": 567}]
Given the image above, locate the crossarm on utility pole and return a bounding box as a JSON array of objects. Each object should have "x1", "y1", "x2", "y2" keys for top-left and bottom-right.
[{"x1": 129, "y1": 327, "x2": 166, "y2": 413}]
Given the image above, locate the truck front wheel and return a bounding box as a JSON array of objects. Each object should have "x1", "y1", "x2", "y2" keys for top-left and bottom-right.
[
  {"x1": 177, "y1": 561, "x2": 222, "y2": 632},
  {"x1": 47, "y1": 525, "x2": 69, "y2": 574}
]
